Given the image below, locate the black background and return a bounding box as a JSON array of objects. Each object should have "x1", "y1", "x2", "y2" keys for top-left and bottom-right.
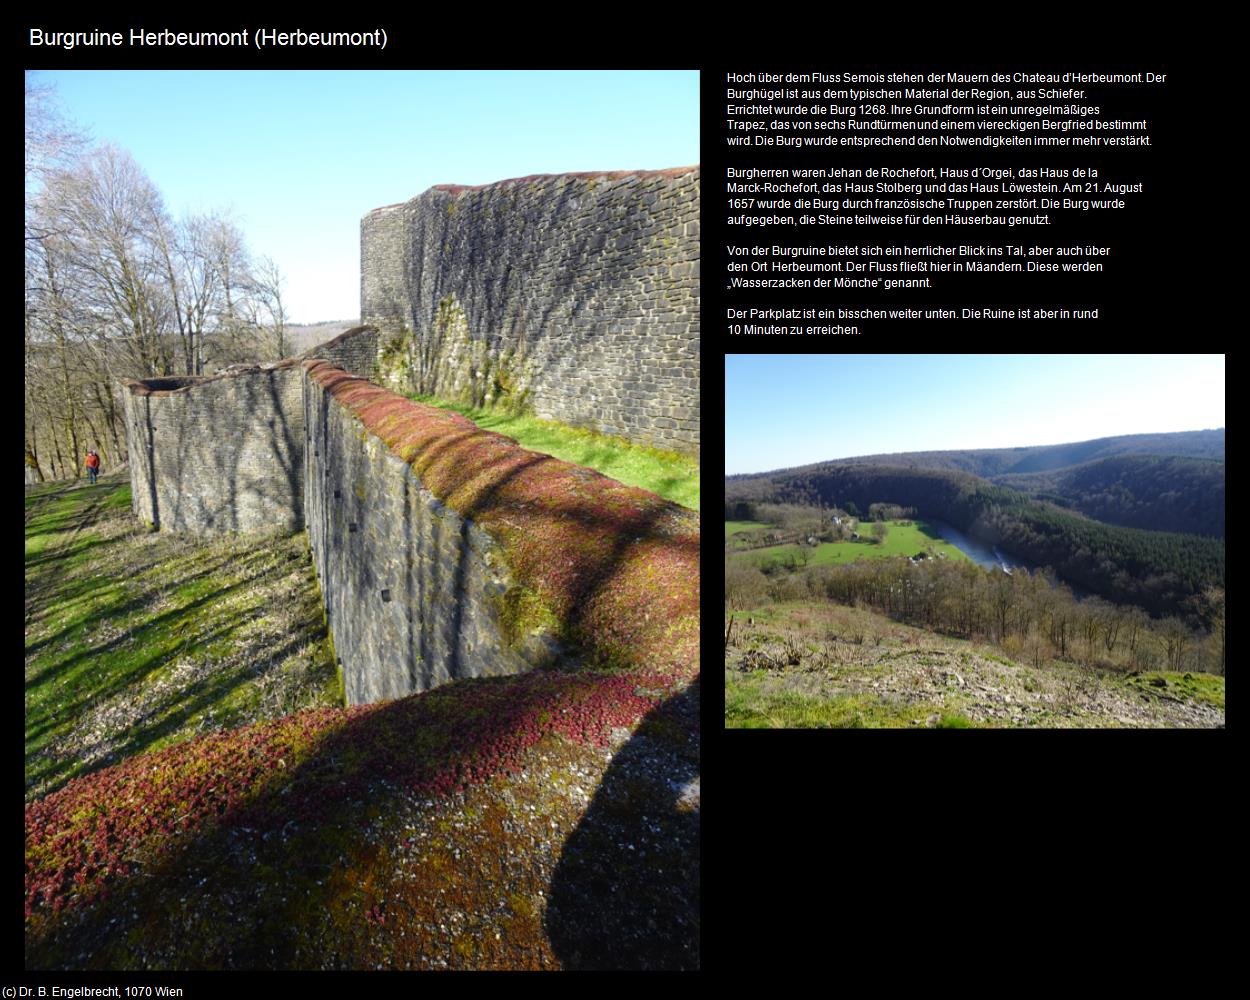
[
  {"x1": 701, "y1": 36, "x2": 1225, "y2": 954},
  {"x1": 21, "y1": 24, "x2": 1225, "y2": 979}
]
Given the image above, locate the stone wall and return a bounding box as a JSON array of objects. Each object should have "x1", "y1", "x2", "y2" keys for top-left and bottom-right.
[
  {"x1": 302, "y1": 360, "x2": 699, "y2": 705},
  {"x1": 123, "y1": 358, "x2": 700, "y2": 704},
  {"x1": 302, "y1": 325, "x2": 379, "y2": 380},
  {"x1": 360, "y1": 167, "x2": 700, "y2": 453},
  {"x1": 304, "y1": 365, "x2": 573, "y2": 704},
  {"x1": 123, "y1": 363, "x2": 304, "y2": 533},
  {"x1": 122, "y1": 208, "x2": 703, "y2": 704}
]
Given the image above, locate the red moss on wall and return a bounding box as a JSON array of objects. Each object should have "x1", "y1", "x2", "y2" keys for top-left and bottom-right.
[
  {"x1": 25, "y1": 670, "x2": 680, "y2": 930},
  {"x1": 431, "y1": 165, "x2": 698, "y2": 197},
  {"x1": 304, "y1": 361, "x2": 699, "y2": 680}
]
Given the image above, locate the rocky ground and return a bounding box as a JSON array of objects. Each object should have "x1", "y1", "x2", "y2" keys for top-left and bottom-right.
[{"x1": 726, "y1": 603, "x2": 1224, "y2": 729}]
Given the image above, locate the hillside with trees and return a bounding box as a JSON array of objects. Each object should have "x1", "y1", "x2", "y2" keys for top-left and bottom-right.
[
  {"x1": 727, "y1": 460, "x2": 1225, "y2": 618},
  {"x1": 742, "y1": 429, "x2": 1226, "y2": 480},
  {"x1": 25, "y1": 77, "x2": 293, "y2": 483},
  {"x1": 993, "y1": 455, "x2": 1225, "y2": 537}
]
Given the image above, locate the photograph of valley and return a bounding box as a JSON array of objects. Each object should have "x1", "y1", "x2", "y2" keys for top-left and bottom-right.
[{"x1": 725, "y1": 354, "x2": 1225, "y2": 729}]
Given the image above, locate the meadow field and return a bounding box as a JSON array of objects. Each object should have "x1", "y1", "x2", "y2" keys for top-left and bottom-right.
[{"x1": 727, "y1": 519, "x2": 971, "y2": 571}]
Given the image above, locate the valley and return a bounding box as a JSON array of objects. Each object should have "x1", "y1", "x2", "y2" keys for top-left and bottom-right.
[
  {"x1": 725, "y1": 384, "x2": 1226, "y2": 730},
  {"x1": 726, "y1": 445, "x2": 1224, "y2": 618}
]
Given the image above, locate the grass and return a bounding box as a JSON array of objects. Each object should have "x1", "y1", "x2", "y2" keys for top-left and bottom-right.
[
  {"x1": 725, "y1": 520, "x2": 768, "y2": 538},
  {"x1": 1126, "y1": 671, "x2": 1226, "y2": 711},
  {"x1": 725, "y1": 673, "x2": 951, "y2": 729},
  {"x1": 25, "y1": 473, "x2": 700, "y2": 970},
  {"x1": 407, "y1": 393, "x2": 699, "y2": 510},
  {"x1": 24, "y1": 475, "x2": 343, "y2": 801},
  {"x1": 729, "y1": 519, "x2": 970, "y2": 570}
]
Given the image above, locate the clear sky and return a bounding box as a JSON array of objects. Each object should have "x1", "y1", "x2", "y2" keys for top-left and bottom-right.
[
  {"x1": 726, "y1": 354, "x2": 1226, "y2": 475},
  {"x1": 29, "y1": 70, "x2": 699, "y2": 323}
]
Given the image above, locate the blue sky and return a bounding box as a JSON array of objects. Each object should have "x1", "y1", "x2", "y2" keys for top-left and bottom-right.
[
  {"x1": 726, "y1": 354, "x2": 1226, "y2": 474},
  {"x1": 29, "y1": 70, "x2": 699, "y2": 323}
]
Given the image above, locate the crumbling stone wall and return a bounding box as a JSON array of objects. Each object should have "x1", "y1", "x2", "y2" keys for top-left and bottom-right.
[
  {"x1": 360, "y1": 167, "x2": 700, "y2": 453},
  {"x1": 123, "y1": 363, "x2": 304, "y2": 533}
]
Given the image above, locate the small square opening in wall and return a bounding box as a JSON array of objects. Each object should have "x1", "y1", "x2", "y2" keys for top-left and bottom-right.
[
  {"x1": 381, "y1": 589, "x2": 392, "y2": 602},
  {"x1": 349, "y1": 522, "x2": 358, "y2": 533},
  {"x1": 334, "y1": 489, "x2": 341, "y2": 499}
]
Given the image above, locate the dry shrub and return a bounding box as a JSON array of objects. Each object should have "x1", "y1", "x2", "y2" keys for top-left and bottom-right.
[
  {"x1": 780, "y1": 634, "x2": 806, "y2": 667},
  {"x1": 1001, "y1": 633, "x2": 1025, "y2": 662}
]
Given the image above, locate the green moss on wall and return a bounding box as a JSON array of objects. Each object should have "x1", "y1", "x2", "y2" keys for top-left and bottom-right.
[
  {"x1": 493, "y1": 585, "x2": 561, "y2": 649},
  {"x1": 378, "y1": 329, "x2": 414, "y2": 392}
]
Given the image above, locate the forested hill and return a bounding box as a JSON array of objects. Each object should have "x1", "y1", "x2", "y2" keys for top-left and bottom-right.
[
  {"x1": 725, "y1": 463, "x2": 1225, "y2": 618},
  {"x1": 733, "y1": 428, "x2": 1226, "y2": 481},
  {"x1": 995, "y1": 455, "x2": 1225, "y2": 538}
]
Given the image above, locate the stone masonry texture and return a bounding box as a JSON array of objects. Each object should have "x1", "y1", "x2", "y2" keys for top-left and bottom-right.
[
  {"x1": 123, "y1": 364, "x2": 305, "y2": 533},
  {"x1": 301, "y1": 325, "x2": 379, "y2": 380},
  {"x1": 303, "y1": 367, "x2": 580, "y2": 704},
  {"x1": 301, "y1": 359, "x2": 698, "y2": 707},
  {"x1": 122, "y1": 168, "x2": 703, "y2": 707},
  {"x1": 360, "y1": 168, "x2": 700, "y2": 453},
  {"x1": 125, "y1": 359, "x2": 700, "y2": 706}
]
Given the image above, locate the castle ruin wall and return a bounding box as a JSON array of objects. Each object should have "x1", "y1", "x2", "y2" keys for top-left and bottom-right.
[
  {"x1": 360, "y1": 167, "x2": 700, "y2": 453},
  {"x1": 123, "y1": 363, "x2": 305, "y2": 533}
]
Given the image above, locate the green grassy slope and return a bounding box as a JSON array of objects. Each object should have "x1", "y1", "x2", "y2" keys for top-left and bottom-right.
[
  {"x1": 25, "y1": 475, "x2": 342, "y2": 801},
  {"x1": 729, "y1": 520, "x2": 970, "y2": 570},
  {"x1": 408, "y1": 394, "x2": 700, "y2": 511}
]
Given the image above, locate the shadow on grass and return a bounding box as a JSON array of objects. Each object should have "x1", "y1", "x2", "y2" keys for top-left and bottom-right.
[
  {"x1": 25, "y1": 598, "x2": 262, "y2": 796},
  {"x1": 26, "y1": 517, "x2": 330, "y2": 800},
  {"x1": 25, "y1": 543, "x2": 266, "y2": 661},
  {"x1": 26, "y1": 545, "x2": 272, "y2": 678}
]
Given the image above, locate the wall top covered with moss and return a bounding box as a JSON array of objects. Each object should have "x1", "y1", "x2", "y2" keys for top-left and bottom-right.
[{"x1": 304, "y1": 360, "x2": 699, "y2": 680}]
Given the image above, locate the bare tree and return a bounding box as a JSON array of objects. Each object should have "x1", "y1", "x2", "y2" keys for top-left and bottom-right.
[
  {"x1": 25, "y1": 91, "x2": 289, "y2": 480},
  {"x1": 38, "y1": 145, "x2": 177, "y2": 377},
  {"x1": 155, "y1": 211, "x2": 253, "y2": 374},
  {"x1": 246, "y1": 255, "x2": 290, "y2": 360},
  {"x1": 1159, "y1": 617, "x2": 1191, "y2": 673},
  {"x1": 25, "y1": 73, "x2": 88, "y2": 248}
]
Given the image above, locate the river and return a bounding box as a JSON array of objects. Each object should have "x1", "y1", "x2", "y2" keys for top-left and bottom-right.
[{"x1": 924, "y1": 519, "x2": 1044, "y2": 575}]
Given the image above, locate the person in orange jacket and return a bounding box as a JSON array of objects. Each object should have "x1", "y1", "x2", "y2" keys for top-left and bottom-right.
[{"x1": 85, "y1": 449, "x2": 101, "y2": 485}]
